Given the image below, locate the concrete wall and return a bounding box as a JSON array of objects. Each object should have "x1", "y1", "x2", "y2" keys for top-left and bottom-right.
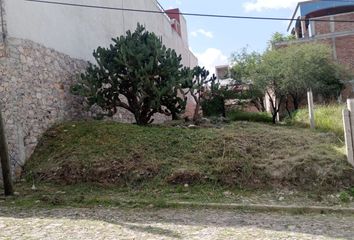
[{"x1": 2, "y1": 0, "x2": 197, "y2": 67}]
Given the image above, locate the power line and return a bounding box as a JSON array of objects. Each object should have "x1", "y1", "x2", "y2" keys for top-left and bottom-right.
[
  {"x1": 24, "y1": 0, "x2": 354, "y2": 23},
  {"x1": 321, "y1": 0, "x2": 354, "y2": 3}
]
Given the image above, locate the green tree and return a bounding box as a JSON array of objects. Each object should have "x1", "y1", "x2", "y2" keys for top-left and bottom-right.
[
  {"x1": 230, "y1": 49, "x2": 266, "y2": 112},
  {"x1": 231, "y1": 42, "x2": 348, "y2": 123},
  {"x1": 253, "y1": 49, "x2": 286, "y2": 123},
  {"x1": 268, "y1": 32, "x2": 296, "y2": 49},
  {"x1": 72, "y1": 24, "x2": 187, "y2": 125},
  {"x1": 281, "y1": 43, "x2": 345, "y2": 111}
]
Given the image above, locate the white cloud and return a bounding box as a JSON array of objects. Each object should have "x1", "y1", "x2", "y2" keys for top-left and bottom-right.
[
  {"x1": 191, "y1": 29, "x2": 214, "y2": 39},
  {"x1": 195, "y1": 48, "x2": 228, "y2": 74},
  {"x1": 243, "y1": 0, "x2": 299, "y2": 12}
]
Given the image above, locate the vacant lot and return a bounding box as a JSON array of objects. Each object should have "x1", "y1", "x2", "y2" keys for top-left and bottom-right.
[{"x1": 24, "y1": 121, "x2": 353, "y2": 191}]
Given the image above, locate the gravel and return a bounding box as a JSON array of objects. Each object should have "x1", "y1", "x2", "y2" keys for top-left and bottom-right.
[{"x1": 0, "y1": 207, "x2": 353, "y2": 240}]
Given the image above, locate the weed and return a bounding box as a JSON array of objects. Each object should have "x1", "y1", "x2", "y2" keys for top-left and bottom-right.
[{"x1": 339, "y1": 191, "x2": 351, "y2": 203}]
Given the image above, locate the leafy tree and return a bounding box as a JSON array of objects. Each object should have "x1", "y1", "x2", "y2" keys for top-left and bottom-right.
[
  {"x1": 230, "y1": 49, "x2": 266, "y2": 112},
  {"x1": 281, "y1": 43, "x2": 345, "y2": 111},
  {"x1": 268, "y1": 32, "x2": 296, "y2": 49},
  {"x1": 253, "y1": 49, "x2": 286, "y2": 123},
  {"x1": 230, "y1": 42, "x2": 348, "y2": 123},
  {"x1": 72, "y1": 24, "x2": 187, "y2": 125}
]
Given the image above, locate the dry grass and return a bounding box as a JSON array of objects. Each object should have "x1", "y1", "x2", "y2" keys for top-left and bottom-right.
[{"x1": 24, "y1": 121, "x2": 354, "y2": 191}]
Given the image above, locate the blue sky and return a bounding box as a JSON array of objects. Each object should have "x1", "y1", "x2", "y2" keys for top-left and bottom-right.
[{"x1": 159, "y1": 0, "x2": 300, "y2": 72}]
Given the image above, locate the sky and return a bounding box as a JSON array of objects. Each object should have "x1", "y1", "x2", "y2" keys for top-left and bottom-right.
[{"x1": 159, "y1": 0, "x2": 300, "y2": 73}]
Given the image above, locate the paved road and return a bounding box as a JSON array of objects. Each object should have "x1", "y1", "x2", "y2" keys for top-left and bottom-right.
[{"x1": 0, "y1": 207, "x2": 354, "y2": 240}]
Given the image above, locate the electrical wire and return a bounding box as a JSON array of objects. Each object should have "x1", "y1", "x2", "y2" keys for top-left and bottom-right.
[{"x1": 24, "y1": 0, "x2": 354, "y2": 23}]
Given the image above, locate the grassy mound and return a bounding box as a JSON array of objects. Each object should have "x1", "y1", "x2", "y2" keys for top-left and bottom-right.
[
  {"x1": 25, "y1": 121, "x2": 354, "y2": 190},
  {"x1": 287, "y1": 104, "x2": 344, "y2": 138}
]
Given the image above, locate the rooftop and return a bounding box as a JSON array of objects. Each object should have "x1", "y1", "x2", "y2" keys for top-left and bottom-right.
[{"x1": 288, "y1": 0, "x2": 354, "y2": 31}]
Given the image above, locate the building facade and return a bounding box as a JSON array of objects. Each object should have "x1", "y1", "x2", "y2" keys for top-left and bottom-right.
[
  {"x1": 0, "y1": 0, "x2": 197, "y2": 175},
  {"x1": 277, "y1": 0, "x2": 354, "y2": 75},
  {"x1": 270, "y1": 0, "x2": 354, "y2": 115}
]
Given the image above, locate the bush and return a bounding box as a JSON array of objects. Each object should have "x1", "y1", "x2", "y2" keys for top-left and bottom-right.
[
  {"x1": 227, "y1": 110, "x2": 273, "y2": 123},
  {"x1": 202, "y1": 96, "x2": 225, "y2": 117},
  {"x1": 287, "y1": 104, "x2": 344, "y2": 138}
]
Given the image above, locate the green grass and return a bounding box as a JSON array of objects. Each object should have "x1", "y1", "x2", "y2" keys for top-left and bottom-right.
[
  {"x1": 287, "y1": 104, "x2": 344, "y2": 138},
  {"x1": 227, "y1": 110, "x2": 273, "y2": 123},
  {"x1": 23, "y1": 121, "x2": 352, "y2": 191},
  {"x1": 2, "y1": 120, "x2": 354, "y2": 208}
]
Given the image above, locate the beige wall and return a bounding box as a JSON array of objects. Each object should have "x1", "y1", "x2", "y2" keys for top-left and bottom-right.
[{"x1": 2, "y1": 0, "x2": 197, "y2": 67}]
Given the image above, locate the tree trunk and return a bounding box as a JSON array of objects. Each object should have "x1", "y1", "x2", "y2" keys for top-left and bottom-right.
[
  {"x1": 0, "y1": 108, "x2": 14, "y2": 196},
  {"x1": 272, "y1": 113, "x2": 277, "y2": 124},
  {"x1": 293, "y1": 97, "x2": 299, "y2": 111},
  {"x1": 285, "y1": 99, "x2": 292, "y2": 118},
  {"x1": 289, "y1": 93, "x2": 302, "y2": 111}
]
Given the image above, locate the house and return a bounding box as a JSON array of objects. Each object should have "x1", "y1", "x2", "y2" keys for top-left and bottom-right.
[
  {"x1": 0, "y1": 0, "x2": 197, "y2": 174},
  {"x1": 269, "y1": 0, "x2": 354, "y2": 115},
  {"x1": 276, "y1": 0, "x2": 354, "y2": 86}
]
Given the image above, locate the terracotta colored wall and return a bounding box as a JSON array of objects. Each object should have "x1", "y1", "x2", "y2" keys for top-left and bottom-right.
[
  {"x1": 314, "y1": 16, "x2": 331, "y2": 35},
  {"x1": 334, "y1": 12, "x2": 354, "y2": 32}
]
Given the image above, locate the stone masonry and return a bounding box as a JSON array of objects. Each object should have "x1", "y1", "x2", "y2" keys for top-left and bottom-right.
[
  {"x1": 0, "y1": 38, "x2": 88, "y2": 175},
  {"x1": 0, "y1": 37, "x2": 172, "y2": 178}
]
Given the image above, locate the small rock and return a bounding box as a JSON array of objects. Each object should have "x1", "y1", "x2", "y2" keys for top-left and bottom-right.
[
  {"x1": 188, "y1": 124, "x2": 197, "y2": 129},
  {"x1": 55, "y1": 191, "x2": 66, "y2": 194},
  {"x1": 287, "y1": 225, "x2": 296, "y2": 231},
  {"x1": 278, "y1": 196, "x2": 285, "y2": 201},
  {"x1": 223, "y1": 191, "x2": 233, "y2": 197},
  {"x1": 184, "y1": 184, "x2": 189, "y2": 188}
]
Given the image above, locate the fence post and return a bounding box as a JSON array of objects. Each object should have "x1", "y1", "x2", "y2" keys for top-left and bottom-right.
[
  {"x1": 343, "y1": 99, "x2": 354, "y2": 167},
  {"x1": 307, "y1": 89, "x2": 315, "y2": 129}
]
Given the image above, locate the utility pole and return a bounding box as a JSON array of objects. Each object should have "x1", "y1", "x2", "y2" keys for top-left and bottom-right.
[{"x1": 0, "y1": 106, "x2": 14, "y2": 196}]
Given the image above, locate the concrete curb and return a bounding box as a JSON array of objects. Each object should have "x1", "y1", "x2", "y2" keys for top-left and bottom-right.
[{"x1": 164, "y1": 201, "x2": 354, "y2": 215}]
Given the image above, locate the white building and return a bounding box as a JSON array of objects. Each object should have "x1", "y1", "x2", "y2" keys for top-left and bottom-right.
[
  {"x1": 0, "y1": 0, "x2": 197, "y2": 173},
  {"x1": 1, "y1": 0, "x2": 197, "y2": 67}
]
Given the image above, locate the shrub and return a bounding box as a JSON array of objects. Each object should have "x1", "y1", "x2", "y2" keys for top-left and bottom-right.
[
  {"x1": 202, "y1": 95, "x2": 225, "y2": 117},
  {"x1": 227, "y1": 110, "x2": 273, "y2": 123}
]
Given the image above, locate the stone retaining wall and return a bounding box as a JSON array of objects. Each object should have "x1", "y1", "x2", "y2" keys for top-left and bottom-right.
[
  {"x1": 0, "y1": 37, "x2": 171, "y2": 178},
  {"x1": 0, "y1": 37, "x2": 88, "y2": 175}
]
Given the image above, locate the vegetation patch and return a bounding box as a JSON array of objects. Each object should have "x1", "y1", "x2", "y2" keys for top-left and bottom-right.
[
  {"x1": 24, "y1": 121, "x2": 353, "y2": 191},
  {"x1": 227, "y1": 110, "x2": 273, "y2": 123},
  {"x1": 287, "y1": 104, "x2": 344, "y2": 138}
]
